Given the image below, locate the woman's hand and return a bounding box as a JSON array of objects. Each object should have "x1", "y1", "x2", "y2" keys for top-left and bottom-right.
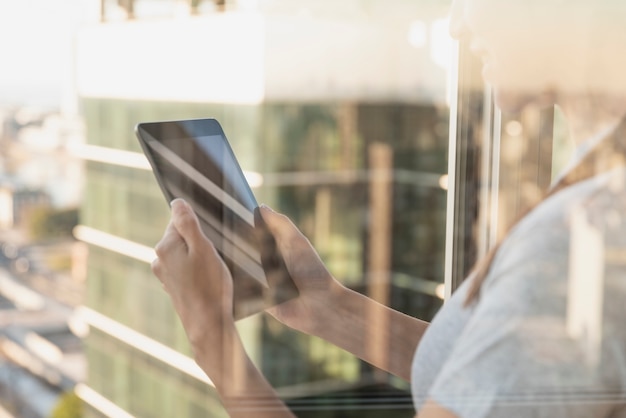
[
  {"x1": 259, "y1": 205, "x2": 347, "y2": 336},
  {"x1": 151, "y1": 200, "x2": 295, "y2": 417},
  {"x1": 260, "y1": 205, "x2": 427, "y2": 381},
  {"x1": 151, "y1": 199, "x2": 235, "y2": 353}
]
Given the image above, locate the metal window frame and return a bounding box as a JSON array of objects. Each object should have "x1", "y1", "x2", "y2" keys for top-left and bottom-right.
[
  {"x1": 444, "y1": 41, "x2": 555, "y2": 298},
  {"x1": 444, "y1": 40, "x2": 494, "y2": 298}
]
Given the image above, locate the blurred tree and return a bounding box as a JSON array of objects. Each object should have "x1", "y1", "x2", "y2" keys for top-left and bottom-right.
[
  {"x1": 28, "y1": 208, "x2": 79, "y2": 241},
  {"x1": 50, "y1": 391, "x2": 83, "y2": 418}
]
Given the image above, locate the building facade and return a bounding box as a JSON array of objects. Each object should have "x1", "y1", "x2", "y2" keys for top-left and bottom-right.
[{"x1": 73, "y1": 1, "x2": 451, "y2": 416}]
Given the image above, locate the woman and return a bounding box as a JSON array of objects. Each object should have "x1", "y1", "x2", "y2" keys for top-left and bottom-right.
[{"x1": 151, "y1": 0, "x2": 626, "y2": 416}]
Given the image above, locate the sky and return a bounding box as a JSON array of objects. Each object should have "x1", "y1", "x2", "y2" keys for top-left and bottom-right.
[
  {"x1": 0, "y1": 0, "x2": 87, "y2": 107},
  {"x1": 0, "y1": 0, "x2": 453, "y2": 108}
]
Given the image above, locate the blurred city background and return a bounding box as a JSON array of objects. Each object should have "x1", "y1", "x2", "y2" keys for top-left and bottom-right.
[{"x1": 0, "y1": 0, "x2": 454, "y2": 416}]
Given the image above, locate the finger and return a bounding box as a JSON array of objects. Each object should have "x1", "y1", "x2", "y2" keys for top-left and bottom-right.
[
  {"x1": 258, "y1": 205, "x2": 326, "y2": 273},
  {"x1": 151, "y1": 258, "x2": 169, "y2": 293},
  {"x1": 170, "y1": 199, "x2": 205, "y2": 251},
  {"x1": 259, "y1": 204, "x2": 318, "y2": 261},
  {"x1": 154, "y1": 220, "x2": 186, "y2": 258},
  {"x1": 151, "y1": 257, "x2": 162, "y2": 278},
  {"x1": 151, "y1": 257, "x2": 169, "y2": 284},
  {"x1": 258, "y1": 204, "x2": 299, "y2": 243}
]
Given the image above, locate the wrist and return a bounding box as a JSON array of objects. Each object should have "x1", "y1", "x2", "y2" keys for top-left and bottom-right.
[
  {"x1": 193, "y1": 325, "x2": 295, "y2": 417},
  {"x1": 178, "y1": 297, "x2": 235, "y2": 349},
  {"x1": 308, "y1": 282, "x2": 356, "y2": 337},
  {"x1": 191, "y1": 320, "x2": 240, "y2": 387}
]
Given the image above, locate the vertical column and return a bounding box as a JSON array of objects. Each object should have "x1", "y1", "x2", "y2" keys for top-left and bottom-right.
[
  {"x1": 100, "y1": 0, "x2": 106, "y2": 22},
  {"x1": 366, "y1": 142, "x2": 393, "y2": 379}
]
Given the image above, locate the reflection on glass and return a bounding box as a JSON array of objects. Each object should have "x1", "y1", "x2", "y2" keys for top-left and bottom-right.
[{"x1": 0, "y1": 1, "x2": 452, "y2": 417}]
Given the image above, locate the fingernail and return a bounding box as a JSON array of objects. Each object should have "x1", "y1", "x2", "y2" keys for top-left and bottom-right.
[
  {"x1": 170, "y1": 198, "x2": 189, "y2": 211},
  {"x1": 260, "y1": 203, "x2": 275, "y2": 212}
]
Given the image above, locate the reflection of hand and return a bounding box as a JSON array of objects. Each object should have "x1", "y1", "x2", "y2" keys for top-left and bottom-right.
[
  {"x1": 259, "y1": 205, "x2": 347, "y2": 335},
  {"x1": 151, "y1": 199, "x2": 234, "y2": 354}
]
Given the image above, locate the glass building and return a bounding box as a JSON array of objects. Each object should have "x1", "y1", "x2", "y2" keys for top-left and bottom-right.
[{"x1": 72, "y1": 1, "x2": 452, "y2": 416}]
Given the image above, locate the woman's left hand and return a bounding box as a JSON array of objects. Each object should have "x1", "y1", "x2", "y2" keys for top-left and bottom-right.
[{"x1": 151, "y1": 198, "x2": 235, "y2": 354}]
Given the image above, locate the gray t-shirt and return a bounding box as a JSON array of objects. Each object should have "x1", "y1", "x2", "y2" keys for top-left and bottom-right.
[{"x1": 411, "y1": 168, "x2": 626, "y2": 417}]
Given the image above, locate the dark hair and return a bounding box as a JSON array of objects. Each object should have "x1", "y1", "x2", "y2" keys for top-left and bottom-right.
[{"x1": 464, "y1": 117, "x2": 626, "y2": 306}]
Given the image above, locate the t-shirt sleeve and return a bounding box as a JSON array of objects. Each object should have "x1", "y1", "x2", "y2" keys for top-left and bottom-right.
[{"x1": 427, "y1": 219, "x2": 626, "y2": 418}]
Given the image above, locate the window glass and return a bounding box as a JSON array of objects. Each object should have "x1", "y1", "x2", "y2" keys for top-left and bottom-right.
[
  {"x1": 7, "y1": 0, "x2": 622, "y2": 417},
  {"x1": 0, "y1": 1, "x2": 453, "y2": 416}
]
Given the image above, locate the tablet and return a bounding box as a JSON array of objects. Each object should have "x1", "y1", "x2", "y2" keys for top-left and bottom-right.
[{"x1": 135, "y1": 118, "x2": 298, "y2": 319}]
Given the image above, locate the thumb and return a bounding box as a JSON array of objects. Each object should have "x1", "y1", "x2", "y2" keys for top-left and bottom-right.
[
  {"x1": 170, "y1": 199, "x2": 204, "y2": 250},
  {"x1": 258, "y1": 204, "x2": 305, "y2": 248},
  {"x1": 258, "y1": 205, "x2": 293, "y2": 238}
]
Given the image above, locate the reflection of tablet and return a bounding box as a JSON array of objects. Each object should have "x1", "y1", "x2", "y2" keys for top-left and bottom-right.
[{"x1": 135, "y1": 118, "x2": 298, "y2": 320}]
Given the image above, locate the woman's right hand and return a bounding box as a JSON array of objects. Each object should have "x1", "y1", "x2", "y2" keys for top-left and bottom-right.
[
  {"x1": 260, "y1": 205, "x2": 427, "y2": 381},
  {"x1": 259, "y1": 205, "x2": 346, "y2": 336}
]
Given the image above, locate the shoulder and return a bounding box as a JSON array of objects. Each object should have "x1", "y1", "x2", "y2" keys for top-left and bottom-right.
[
  {"x1": 488, "y1": 166, "x2": 626, "y2": 287},
  {"x1": 421, "y1": 168, "x2": 626, "y2": 418}
]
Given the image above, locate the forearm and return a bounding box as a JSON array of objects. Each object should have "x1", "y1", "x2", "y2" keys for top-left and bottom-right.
[
  {"x1": 311, "y1": 287, "x2": 428, "y2": 381},
  {"x1": 193, "y1": 325, "x2": 295, "y2": 418}
]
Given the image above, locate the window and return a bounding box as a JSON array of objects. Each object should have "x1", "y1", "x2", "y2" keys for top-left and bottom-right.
[
  {"x1": 5, "y1": 1, "x2": 611, "y2": 417},
  {"x1": 77, "y1": 2, "x2": 452, "y2": 416}
]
